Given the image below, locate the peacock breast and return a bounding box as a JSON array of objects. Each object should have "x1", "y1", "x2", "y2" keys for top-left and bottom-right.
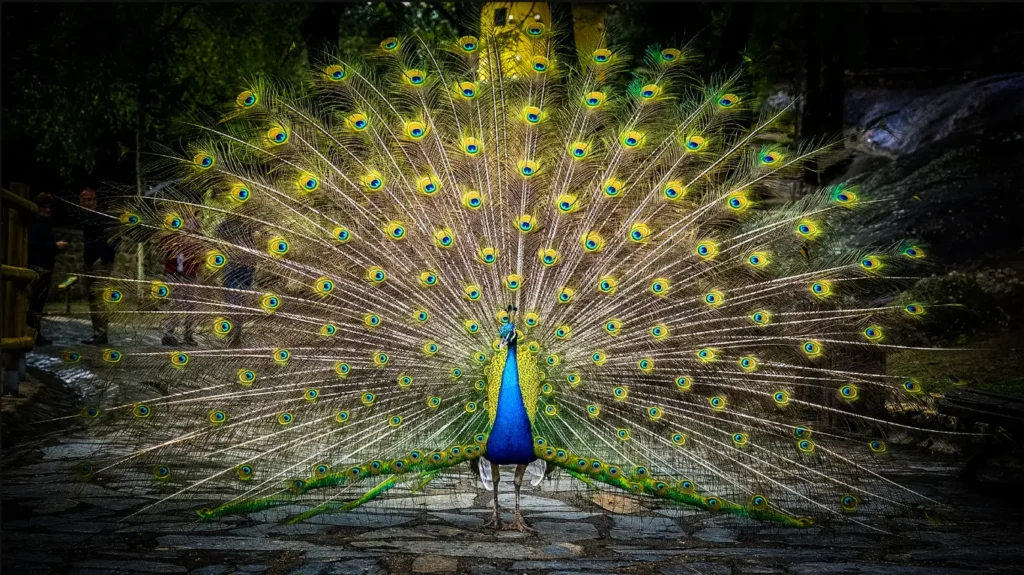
[{"x1": 484, "y1": 343, "x2": 539, "y2": 465}]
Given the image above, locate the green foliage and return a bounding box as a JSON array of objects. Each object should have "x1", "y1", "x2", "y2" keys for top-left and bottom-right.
[
  {"x1": 1, "y1": 2, "x2": 470, "y2": 193},
  {"x1": 2, "y1": 4, "x2": 313, "y2": 190}
]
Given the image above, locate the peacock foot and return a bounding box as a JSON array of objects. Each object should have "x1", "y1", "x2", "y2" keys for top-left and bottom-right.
[
  {"x1": 504, "y1": 511, "x2": 536, "y2": 533},
  {"x1": 483, "y1": 510, "x2": 502, "y2": 530}
]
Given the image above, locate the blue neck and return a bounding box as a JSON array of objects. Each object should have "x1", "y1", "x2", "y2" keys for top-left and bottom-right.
[{"x1": 485, "y1": 343, "x2": 536, "y2": 465}]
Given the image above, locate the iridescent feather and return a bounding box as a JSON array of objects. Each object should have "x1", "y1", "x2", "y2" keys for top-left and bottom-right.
[{"x1": 40, "y1": 17, "x2": 977, "y2": 531}]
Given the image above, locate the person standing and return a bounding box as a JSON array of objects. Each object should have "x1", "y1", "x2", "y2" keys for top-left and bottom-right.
[
  {"x1": 79, "y1": 187, "x2": 119, "y2": 345},
  {"x1": 159, "y1": 233, "x2": 200, "y2": 347},
  {"x1": 216, "y1": 216, "x2": 255, "y2": 348},
  {"x1": 26, "y1": 193, "x2": 69, "y2": 346}
]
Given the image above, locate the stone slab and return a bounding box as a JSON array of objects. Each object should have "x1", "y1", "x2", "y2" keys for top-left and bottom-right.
[
  {"x1": 349, "y1": 539, "x2": 556, "y2": 560},
  {"x1": 288, "y1": 559, "x2": 384, "y2": 575},
  {"x1": 410, "y1": 554, "x2": 459, "y2": 573},
  {"x1": 609, "y1": 515, "x2": 685, "y2": 540},
  {"x1": 692, "y1": 528, "x2": 739, "y2": 543},
  {"x1": 533, "y1": 521, "x2": 601, "y2": 543},
  {"x1": 71, "y1": 559, "x2": 187, "y2": 573},
  {"x1": 660, "y1": 564, "x2": 732, "y2": 575},
  {"x1": 511, "y1": 560, "x2": 637, "y2": 570},
  {"x1": 430, "y1": 512, "x2": 485, "y2": 529}
]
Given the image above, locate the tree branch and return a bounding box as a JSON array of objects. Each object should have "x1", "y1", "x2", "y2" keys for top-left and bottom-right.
[{"x1": 155, "y1": 3, "x2": 196, "y2": 42}]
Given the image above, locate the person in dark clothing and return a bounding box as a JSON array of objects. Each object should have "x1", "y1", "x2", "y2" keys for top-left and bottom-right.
[
  {"x1": 26, "y1": 193, "x2": 68, "y2": 346},
  {"x1": 79, "y1": 187, "x2": 119, "y2": 345}
]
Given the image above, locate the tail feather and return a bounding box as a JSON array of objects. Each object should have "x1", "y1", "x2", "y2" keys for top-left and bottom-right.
[{"x1": 31, "y1": 20, "x2": 979, "y2": 528}]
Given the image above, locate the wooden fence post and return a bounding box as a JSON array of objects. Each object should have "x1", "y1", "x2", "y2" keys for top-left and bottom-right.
[{"x1": 2, "y1": 183, "x2": 40, "y2": 396}]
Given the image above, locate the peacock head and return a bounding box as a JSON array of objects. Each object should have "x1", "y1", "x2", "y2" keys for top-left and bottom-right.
[{"x1": 499, "y1": 305, "x2": 518, "y2": 348}]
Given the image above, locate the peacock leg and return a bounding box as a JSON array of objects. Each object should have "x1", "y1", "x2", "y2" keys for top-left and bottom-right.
[
  {"x1": 483, "y1": 462, "x2": 502, "y2": 530},
  {"x1": 505, "y1": 463, "x2": 536, "y2": 532}
]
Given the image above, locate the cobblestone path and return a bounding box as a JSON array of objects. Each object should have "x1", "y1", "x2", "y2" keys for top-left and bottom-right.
[{"x1": 3, "y1": 316, "x2": 1021, "y2": 575}]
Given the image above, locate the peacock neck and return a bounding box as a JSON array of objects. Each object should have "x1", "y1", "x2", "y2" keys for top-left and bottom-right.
[
  {"x1": 499, "y1": 343, "x2": 521, "y2": 409},
  {"x1": 485, "y1": 341, "x2": 536, "y2": 465}
]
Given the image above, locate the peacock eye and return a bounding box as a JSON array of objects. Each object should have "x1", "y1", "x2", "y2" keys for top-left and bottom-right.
[{"x1": 719, "y1": 93, "x2": 740, "y2": 107}]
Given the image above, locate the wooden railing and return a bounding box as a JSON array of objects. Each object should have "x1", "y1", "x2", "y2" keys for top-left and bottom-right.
[{"x1": 2, "y1": 183, "x2": 39, "y2": 395}]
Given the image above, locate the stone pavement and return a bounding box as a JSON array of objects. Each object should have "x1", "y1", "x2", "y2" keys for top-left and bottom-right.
[{"x1": 2, "y1": 316, "x2": 1022, "y2": 575}]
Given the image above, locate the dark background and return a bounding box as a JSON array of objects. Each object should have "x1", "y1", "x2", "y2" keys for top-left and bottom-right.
[
  {"x1": 4, "y1": 3, "x2": 1022, "y2": 207},
  {"x1": 3, "y1": 2, "x2": 1024, "y2": 373}
]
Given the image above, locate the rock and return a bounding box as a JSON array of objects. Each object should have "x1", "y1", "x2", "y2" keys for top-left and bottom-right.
[
  {"x1": 156, "y1": 534, "x2": 355, "y2": 556},
  {"x1": 229, "y1": 523, "x2": 332, "y2": 537},
  {"x1": 78, "y1": 497, "x2": 150, "y2": 511},
  {"x1": 495, "y1": 493, "x2": 573, "y2": 511},
  {"x1": 787, "y1": 564, "x2": 990, "y2": 575},
  {"x1": 348, "y1": 539, "x2": 547, "y2": 560},
  {"x1": 467, "y1": 566, "x2": 512, "y2": 575},
  {"x1": 354, "y1": 527, "x2": 440, "y2": 540},
  {"x1": 247, "y1": 504, "x2": 310, "y2": 523},
  {"x1": 4, "y1": 481, "x2": 120, "y2": 499},
  {"x1": 661, "y1": 564, "x2": 731, "y2": 575},
  {"x1": 532, "y1": 521, "x2": 600, "y2": 543},
  {"x1": 27, "y1": 504, "x2": 108, "y2": 524},
  {"x1": 548, "y1": 568, "x2": 626, "y2": 572},
  {"x1": 40, "y1": 441, "x2": 104, "y2": 460},
  {"x1": 541, "y1": 543, "x2": 584, "y2": 557},
  {"x1": 607, "y1": 546, "x2": 861, "y2": 562},
  {"x1": 411, "y1": 555, "x2": 459, "y2": 573},
  {"x1": 189, "y1": 567, "x2": 228, "y2": 575},
  {"x1": 235, "y1": 565, "x2": 267, "y2": 573},
  {"x1": 697, "y1": 516, "x2": 755, "y2": 529},
  {"x1": 846, "y1": 74, "x2": 1024, "y2": 158},
  {"x1": 592, "y1": 492, "x2": 643, "y2": 514},
  {"x1": 307, "y1": 513, "x2": 417, "y2": 528},
  {"x1": 118, "y1": 522, "x2": 230, "y2": 534},
  {"x1": 512, "y1": 560, "x2": 636, "y2": 571},
  {"x1": 430, "y1": 512, "x2": 484, "y2": 529},
  {"x1": 888, "y1": 545, "x2": 1024, "y2": 562},
  {"x1": 4, "y1": 460, "x2": 71, "y2": 475},
  {"x1": 71, "y1": 559, "x2": 187, "y2": 573},
  {"x1": 755, "y1": 527, "x2": 822, "y2": 538},
  {"x1": 693, "y1": 527, "x2": 739, "y2": 543},
  {"x1": 2, "y1": 552, "x2": 62, "y2": 565},
  {"x1": 653, "y1": 508, "x2": 700, "y2": 518},
  {"x1": 387, "y1": 493, "x2": 477, "y2": 511},
  {"x1": 290, "y1": 560, "x2": 385, "y2": 575},
  {"x1": 1, "y1": 531, "x2": 115, "y2": 549},
  {"x1": 33, "y1": 497, "x2": 79, "y2": 514},
  {"x1": 246, "y1": 502, "x2": 413, "y2": 527},
  {"x1": 609, "y1": 515, "x2": 685, "y2": 540},
  {"x1": 526, "y1": 512, "x2": 600, "y2": 520},
  {"x1": 325, "y1": 560, "x2": 384, "y2": 575}
]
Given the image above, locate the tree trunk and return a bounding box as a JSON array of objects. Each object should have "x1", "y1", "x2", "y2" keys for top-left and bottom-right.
[
  {"x1": 715, "y1": 3, "x2": 755, "y2": 70},
  {"x1": 800, "y1": 4, "x2": 822, "y2": 185},
  {"x1": 820, "y1": 4, "x2": 847, "y2": 182}
]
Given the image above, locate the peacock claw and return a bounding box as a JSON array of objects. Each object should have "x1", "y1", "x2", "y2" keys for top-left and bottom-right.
[
  {"x1": 504, "y1": 512, "x2": 535, "y2": 533},
  {"x1": 483, "y1": 511, "x2": 502, "y2": 530}
]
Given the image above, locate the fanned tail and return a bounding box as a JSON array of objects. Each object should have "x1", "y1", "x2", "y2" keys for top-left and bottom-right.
[{"x1": 38, "y1": 16, "x2": 979, "y2": 529}]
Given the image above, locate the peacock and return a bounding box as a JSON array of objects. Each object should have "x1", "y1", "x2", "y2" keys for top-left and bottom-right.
[{"x1": 47, "y1": 13, "x2": 973, "y2": 533}]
